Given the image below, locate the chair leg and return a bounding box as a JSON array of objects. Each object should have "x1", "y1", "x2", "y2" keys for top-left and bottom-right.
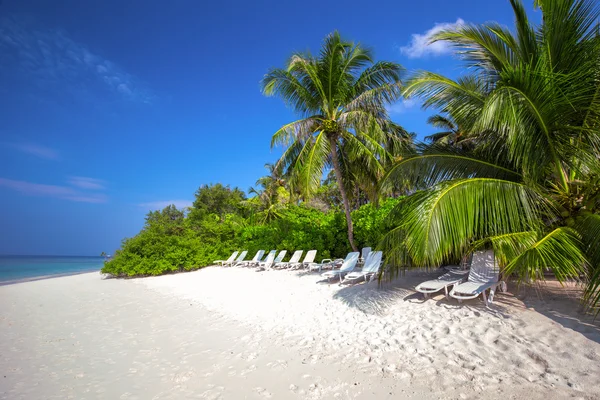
[
  {"x1": 482, "y1": 290, "x2": 488, "y2": 306},
  {"x1": 444, "y1": 286, "x2": 449, "y2": 300},
  {"x1": 489, "y1": 286, "x2": 496, "y2": 304}
]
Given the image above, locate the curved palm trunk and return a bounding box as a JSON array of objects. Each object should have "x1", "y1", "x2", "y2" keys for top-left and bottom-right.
[{"x1": 329, "y1": 137, "x2": 358, "y2": 252}]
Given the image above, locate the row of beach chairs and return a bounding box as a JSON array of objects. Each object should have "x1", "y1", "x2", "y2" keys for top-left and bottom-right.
[
  {"x1": 216, "y1": 248, "x2": 506, "y2": 305},
  {"x1": 215, "y1": 248, "x2": 382, "y2": 284}
]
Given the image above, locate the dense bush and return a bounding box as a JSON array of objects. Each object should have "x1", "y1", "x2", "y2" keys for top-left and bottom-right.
[{"x1": 102, "y1": 184, "x2": 402, "y2": 277}]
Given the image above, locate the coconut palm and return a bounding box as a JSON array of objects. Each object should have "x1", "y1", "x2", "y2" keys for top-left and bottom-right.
[
  {"x1": 262, "y1": 31, "x2": 405, "y2": 251},
  {"x1": 382, "y1": 0, "x2": 600, "y2": 311},
  {"x1": 247, "y1": 163, "x2": 288, "y2": 223},
  {"x1": 425, "y1": 114, "x2": 475, "y2": 149}
]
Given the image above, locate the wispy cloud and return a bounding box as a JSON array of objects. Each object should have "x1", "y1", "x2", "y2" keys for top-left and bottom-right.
[
  {"x1": 138, "y1": 200, "x2": 193, "y2": 210},
  {"x1": 67, "y1": 176, "x2": 106, "y2": 190},
  {"x1": 0, "y1": 15, "x2": 154, "y2": 103},
  {"x1": 9, "y1": 142, "x2": 59, "y2": 160},
  {"x1": 400, "y1": 19, "x2": 465, "y2": 59},
  {"x1": 0, "y1": 178, "x2": 107, "y2": 203},
  {"x1": 387, "y1": 98, "x2": 418, "y2": 115}
]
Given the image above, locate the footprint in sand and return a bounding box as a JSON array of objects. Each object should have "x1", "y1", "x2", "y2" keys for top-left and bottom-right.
[
  {"x1": 266, "y1": 359, "x2": 288, "y2": 371},
  {"x1": 172, "y1": 369, "x2": 195, "y2": 383},
  {"x1": 254, "y1": 387, "x2": 272, "y2": 398},
  {"x1": 199, "y1": 388, "x2": 223, "y2": 400},
  {"x1": 240, "y1": 364, "x2": 257, "y2": 377}
]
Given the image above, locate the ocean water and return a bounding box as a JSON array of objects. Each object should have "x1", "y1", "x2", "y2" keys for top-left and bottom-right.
[{"x1": 0, "y1": 256, "x2": 105, "y2": 284}]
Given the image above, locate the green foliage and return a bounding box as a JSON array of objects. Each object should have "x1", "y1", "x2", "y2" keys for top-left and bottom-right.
[
  {"x1": 386, "y1": 0, "x2": 600, "y2": 312},
  {"x1": 352, "y1": 197, "x2": 401, "y2": 249},
  {"x1": 102, "y1": 195, "x2": 398, "y2": 277},
  {"x1": 188, "y1": 183, "x2": 246, "y2": 224}
]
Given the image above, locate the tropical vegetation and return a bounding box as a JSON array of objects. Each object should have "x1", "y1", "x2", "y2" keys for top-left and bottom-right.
[
  {"x1": 104, "y1": 0, "x2": 600, "y2": 313},
  {"x1": 382, "y1": 0, "x2": 600, "y2": 312}
]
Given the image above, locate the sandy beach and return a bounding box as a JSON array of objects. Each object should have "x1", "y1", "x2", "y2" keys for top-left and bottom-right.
[{"x1": 1, "y1": 267, "x2": 599, "y2": 399}]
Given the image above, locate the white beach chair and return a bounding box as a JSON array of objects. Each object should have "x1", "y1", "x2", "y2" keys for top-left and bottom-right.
[
  {"x1": 341, "y1": 251, "x2": 383, "y2": 284},
  {"x1": 415, "y1": 269, "x2": 469, "y2": 299},
  {"x1": 256, "y1": 250, "x2": 278, "y2": 270},
  {"x1": 268, "y1": 250, "x2": 287, "y2": 269},
  {"x1": 225, "y1": 250, "x2": 247, "y2": 267},
  {"x1": 214, "y1": 251, "x2": 238, "y2": 266},
  {"x1": 308, "y1": 253, "x2": 345, "y2": 272},
  {"x1": 449, "y1": 250, "x2": 506, "y2": 306},
  {"x1": 290, "y1": 250, "x2": 317, "y2": 270},
  {"x1": 275, "y1": 250, "x2": 303, "y2": 269},
  {"x1": 237, "y1": 250, "x2": 265, "y2": 267},
  {"x1": 359, "y1": 247, "x2": 372, "y2": 264},
  {"x1": 321, "y1": 252, "x2": 360, "y2": 282}
]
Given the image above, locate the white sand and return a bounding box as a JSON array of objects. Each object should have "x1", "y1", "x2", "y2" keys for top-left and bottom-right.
[{"x1": 1, "y1": 267, "x2": 599, "y2": 399}]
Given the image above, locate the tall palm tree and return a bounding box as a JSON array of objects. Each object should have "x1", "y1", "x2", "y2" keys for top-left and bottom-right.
[
  {"x1": 382, "y1": 0, "x2": 600, "y2": 311},
  {"x1": 262, "y1": 31, "x2": 404, "y2": 251}
]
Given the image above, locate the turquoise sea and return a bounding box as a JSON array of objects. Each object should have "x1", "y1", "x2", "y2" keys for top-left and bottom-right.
[{"x1": 0, "y1": 256, "x2": 105, "y2": 285}]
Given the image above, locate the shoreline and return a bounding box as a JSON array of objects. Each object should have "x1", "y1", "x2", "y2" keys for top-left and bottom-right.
[{"x1": 0, "y1": 268, "x2": 101, "y2": 286}]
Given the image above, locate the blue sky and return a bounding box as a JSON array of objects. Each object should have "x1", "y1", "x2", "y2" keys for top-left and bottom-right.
[{"x1": 0, "y1": 0, "x2": 538, "y2": 255}]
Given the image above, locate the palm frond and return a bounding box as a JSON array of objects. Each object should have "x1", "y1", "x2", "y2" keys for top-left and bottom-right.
[
  {"x1": 503, "y1": 227, "x2": 586, "y2": 283},
  {"x1": 382, "y1": 149, "x2": 522, "y2": 191},
  {"x1": 387, "y1": 178, "x2": 548, "y2": 266},
  {"x1": 270, "y1": 117, "x2": 322, "y2": 148}
]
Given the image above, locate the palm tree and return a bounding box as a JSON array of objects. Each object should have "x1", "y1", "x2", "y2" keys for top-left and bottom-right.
[
  {"x1": 425, "y1": 114, "x2": 475, "y2": 149},
  {"x1": 382, "y1": 0, "x2": 600, "y2": 311},
  {"x1": 247, "y1": 163, "x2": 288, "y2": 223},
  {"x1": 261, "y1": 31, "x2": 404, "y2": 250}
]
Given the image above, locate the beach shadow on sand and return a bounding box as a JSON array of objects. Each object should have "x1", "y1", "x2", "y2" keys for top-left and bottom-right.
[
  {"x1": 330, "y1": 269, "x2": 600, "y2": 344},
  {"x1": 513, "y1": 282, "x2": 600, "y2": 345}
]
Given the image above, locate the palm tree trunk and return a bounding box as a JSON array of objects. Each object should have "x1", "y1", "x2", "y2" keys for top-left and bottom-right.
[{"x1": 329, "y1": 137, "x2": 358, "y2": 252}]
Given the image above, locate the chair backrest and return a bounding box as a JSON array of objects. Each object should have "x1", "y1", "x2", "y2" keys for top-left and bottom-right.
[
  {"x1": 340, "y1": 252, "x2": 360, "y2": 272},
  {"x1": 263, "y1": 251, "x2": 276, "y2": 265},
  {"x1": 363, "y1": 251, "x2": 383, "y2": 273},
  {"x1": 274, "y1": 250, "x2": 287, "y2": 263},
  {"x1": 468, "y1": 250, "x2": 499, "y2": 283},
  {"x1": 263, "y1": 250, "x2": 276, "y2": 261},
  {"x1": 361, "y1": 247, "x2": 372, "y2": 260},
  {"x1": 227, "y1": 251, "x2": 239, "y2": 263},
  {"x1": 289, "y1": 250, "x2": 303, "y2": 263},
  {"x1": 235, "y1": 251, "x2": 248, "y2": 262},
  {"x1": 252, "y1": 250, "x2": 265, "y2": 262},
  {"x1": 303, "y1": 250, "x2": 317, "y2": 263}
]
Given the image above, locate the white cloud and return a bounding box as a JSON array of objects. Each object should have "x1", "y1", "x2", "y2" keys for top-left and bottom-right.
[
  {"x1": 0, "y1": 15, "x2": 154, "y2": 103},
  {"x1": 9, "y1": 142, "x2": 59, "y2": 160},
  {"x1": 67, "y1": 176, "x2": 106, "y2": 190},
  {"x1": 138, "y1": 200, "x2": 193, "y2": 210},
  {"x1": 400, "y1": 19, "x2": 465, "y2": 59},
  {"x1": 0, "y1": 178, "x2": 107, "y2": 203},
  {"x1": 387, "y1": 98, "x2": 418, "y2": 115}
]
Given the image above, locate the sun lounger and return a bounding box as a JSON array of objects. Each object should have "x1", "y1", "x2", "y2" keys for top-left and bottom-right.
[
  {"x1": 415, "y1": 269, "x2": 469, "y2": 299},
  {"x1": 214, "y1": 251, "x2": 238, "y2": 266},
  {"x1": 256, "y1": 250, "x2": 279, "y2": 270},
  {"x1": 275, "y1": 250, "x2": 303, "y2": 269},
  {"x1": 237, "y1": 250, "x2": 265, "y2": 267},
  {"x1": 290, "y1": 250, "x2": 317, "y2": 270},
  {"x1": 225, "y1": 250, "x2": 247, "y2": 267},
  {"x1": 449, "y1": 250, "x2": 505, "y2": 306},
  {"x1": 359, "y1": 247, "x2": 371, "y2": 264},
  {"x1": 321, "y1": 252, "x2": 359, "y2": 282},
  {"x1": 308, "y1": 254, "x2": 345, "y2": 272},
  {"x1": 341, "y1": 251, "x2": 383, "y2": 284}
]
